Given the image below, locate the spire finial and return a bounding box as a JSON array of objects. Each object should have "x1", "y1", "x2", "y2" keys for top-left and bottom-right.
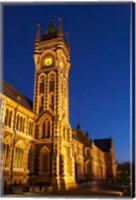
[
  {"x1": 65, "y1": 32, "x2": 70, "y2": 49},
  {"x1": 85, "y1": 131, "x2": 89, "y2": 137},
  {"x1": 58, "y1": 18, "x2": 63, "y2": 37},
  {"x1": 77, "y1": 123, "x2": 81, "y2": 129},
  {"x1": 35, "y1": 23, "x2": 41, "y2": 41}
]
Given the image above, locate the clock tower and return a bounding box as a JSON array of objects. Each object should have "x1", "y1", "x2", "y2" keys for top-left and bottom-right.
[{"x1": 33, "y1": 19, "x2": 76, "y2": 190}]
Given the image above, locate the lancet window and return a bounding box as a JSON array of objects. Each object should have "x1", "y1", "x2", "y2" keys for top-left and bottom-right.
[
  {"x1": 28, "y1": 121, "x2": 33, "y2": 136},
  {"x1": 42, "y1": 120, "x2": 50, "y2": 138},
  {"x1": 4, "y1": 108, "x2": 13, "y2": 128},
  {"x1": 3, "y1": 141, "x2": 10, "y2": 168},
  {"x1": 38, "y1": 75, "x2": 45, "y2": 113},
  {"x1": 13, "y1": 143, "x2": 24, "y2": 169},
  {"x1": 40, "y1": 147, "x2": 50, "y2": 175},
  {"x1": 16, "y1": 114, "x2": 26, "y2": 133},
  {"x1": 48, "y1": 73, "x2": 55, "y2": 112},
  {"x1": 28, "y1": 145, "x2": 35, "y2": 172}
]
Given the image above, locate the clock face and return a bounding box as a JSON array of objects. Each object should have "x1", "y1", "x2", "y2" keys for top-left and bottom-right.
[{"x1": 44, "y1": 57, "x2": 53, "y2": 66}]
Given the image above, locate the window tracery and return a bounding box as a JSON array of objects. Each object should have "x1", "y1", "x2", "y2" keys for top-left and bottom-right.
[{"x1": 13, "y1": 142, "x2": 24, "y2": 169}]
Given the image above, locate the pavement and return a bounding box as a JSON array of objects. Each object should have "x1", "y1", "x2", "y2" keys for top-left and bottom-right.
[{"x1": 2, "y1": 180, "x2": 132, "y2": 198}]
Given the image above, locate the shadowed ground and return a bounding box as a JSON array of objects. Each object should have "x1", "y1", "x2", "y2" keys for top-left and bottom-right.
[{"x1": 3, "y1": 180, "x2": 132, "y2": 198}]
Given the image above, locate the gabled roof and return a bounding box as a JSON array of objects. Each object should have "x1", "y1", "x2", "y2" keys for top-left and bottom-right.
[
  {"x1": 2, "y1": 80, "x2": 33, "y2": 111},
  {"x1": 93, "y1": 138, "x2": 112, "y2": 152}
]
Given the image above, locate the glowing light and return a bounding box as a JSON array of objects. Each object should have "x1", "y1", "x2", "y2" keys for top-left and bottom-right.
[{"x1": 44, "y1": 57, "x2": 53, "y2": 66}]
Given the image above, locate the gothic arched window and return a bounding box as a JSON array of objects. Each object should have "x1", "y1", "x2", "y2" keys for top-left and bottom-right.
[
  {"x1": 40, "y1": 147, "x2": 50, "y2": 175},
  {"x1": 22, "y1": 118, "x2": 25, "y2": 133},
  {"x1": 42, "y1": 122, "x2": 46, "y2": 138},
  {"x1": 43, "y1": 153, "x2": 49, "y2": 173},
  {"x1": 8, "y1": 110, "x2": 12, "y2": 128},
  {"x1": 14, "y1": 143, "x2": 24, "y2": 169},
  {"x1": 28, "y1": 121, "x2": 33, "y2": 136},
  {"x1": 3, "y1": 142, "x2": 10, "y2": 168},
  {"x1": 42, "y1": 120, "x2": 50, "y2": 138},
  {"x1": 28, "y1": 145, "x2": 35, "y2": 173},
  {"x1": 39, "y1": 81, "x2": 44, "y2": 94},
  {"x1": 49, "y1": 93, "x2": 54, "y2": 111},
  {"x1": 49, "y1": 76, "x2": 54, "y2": 92},
  {"x1": 38, "y1": 75, "x2": 45, "y2": 113},
  {"x1": 20, "y1": 116, "x2": 23, "y2": 132},
  {"x1": 16, "y1": 115, "x2": 19, "y2": 130},
  {"x1": 4, "y1": 108, "x2": 9, "y2": 126}
]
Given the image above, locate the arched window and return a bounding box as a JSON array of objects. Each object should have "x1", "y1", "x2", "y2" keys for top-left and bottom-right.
[
  {"x1": 42, "y1": 121, "x2": 50, "y2": 138},
  {"x1": 39, "y1": 81, "x2": 44, "y2": 94},
  {"x1": 22, "y1": 118, "x2": 25, "y2": 133},
  {"x1": 8, "y1": 110, "x2": 12, "y2": 128},
  {"x1": 14, "y1": 144, "x2": 24, "y2": 169},
  {"x1": 49, "y1": 76, "x2": 54, "y2": 92},
  {"x1": 38, "y1": 75, "x2": 45, "y2": 113},
  {"x1": 49, "y1": 93, "x2": 54, "y2": 111},
  {"x1": 20, "y1": 116, "x2": 22, "y2": 132},
  {"x1": 43, "y1": 153, "x2": 49, "y2": 173},
  {"x1": 28, "y1": 121, "x2": 33, "y2": 136},
  {"x1": 28, "y1": 145, "x2": 35, "y2": 173},
  {"x1": 42, "y1": 122, "x2": 46, "y2": 138},
  {"x1": 16, "y1": 115, "x2": 19, "y2": 130},
  {"x1": 40, "y1": 147, "x2": 50, "y2": 175},
  {"x1": 3, "y1": 142, "x2": 10, "y2": 168},
  {"x1": 4, "y1": 108, "x2": 9, "y2": 126},
  {"x1": 47, "y1": 121, "x2": 50, "y2": 138},
  {"x1": 48, "y1": 73, "x2": 55, "y2": 112}
]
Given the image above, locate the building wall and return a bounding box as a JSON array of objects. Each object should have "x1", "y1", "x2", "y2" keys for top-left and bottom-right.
[
  {"x1": 1, "y1": 94, "x2": 35, "y2": 189},
  {"x1": 1, "y1": 93, "x2": 116, "y2": 191},
  {"x1": 90, "y1": 142, "x2": 106, "y2": 180}
]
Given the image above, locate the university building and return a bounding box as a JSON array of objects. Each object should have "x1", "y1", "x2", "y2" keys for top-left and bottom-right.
[{"x1": 0, "y1": 19, "x2": 116, "y2": 192}]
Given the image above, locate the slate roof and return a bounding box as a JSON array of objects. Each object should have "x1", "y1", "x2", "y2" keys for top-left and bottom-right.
[
  {"x1": 93, "y1": 138, "x2": 112, "y2": 152},
  {"x1": 72, "y1": 128, "x2": 91, "y2": 146},
  {"x1": 42, "y1": 21, "x2": 58, "y2": 40},
  {"x1": 2, "y1": 80, "x2": 33, "y2": 111}
]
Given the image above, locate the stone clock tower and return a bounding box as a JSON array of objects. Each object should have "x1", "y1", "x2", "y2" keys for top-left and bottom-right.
[{"x1": 33, "y1": 19, "x2": 76, "y2": 190}]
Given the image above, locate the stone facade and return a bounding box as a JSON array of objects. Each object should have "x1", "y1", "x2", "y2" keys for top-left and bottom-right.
[{"x1": 1, "y1": 19, "x2": 116, "y2": 192}]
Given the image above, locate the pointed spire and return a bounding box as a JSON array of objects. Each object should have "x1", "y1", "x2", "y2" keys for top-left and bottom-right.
[
  {"x1": 77, "y1": 123, "x2": 81, "y2": 129},
  {"x1": 35, "y1": 23, "x2": 41, "y2": 41},
  {"x1": 85, "y1": 131, "x2": 89, "y2": 137},
  {"x1": 65, "y1": 32, "x2": 70, "y2": 50},
  {"x1": 58, "y1": 18, "x2": 63, "y2": 37}
]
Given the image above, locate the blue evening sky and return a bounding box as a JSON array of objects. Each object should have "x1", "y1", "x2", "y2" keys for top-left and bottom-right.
[{"x1": 3, "y1": 3, "x2": 131, "y2": 163}]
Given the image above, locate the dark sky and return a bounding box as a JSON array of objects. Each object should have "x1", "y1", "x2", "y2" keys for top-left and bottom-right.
[{"x1": 3, "y1": 3, "x2": 131, "y2": 163}]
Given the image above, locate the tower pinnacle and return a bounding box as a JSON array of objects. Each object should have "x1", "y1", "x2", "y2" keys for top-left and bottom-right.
[
  {"x1": 35, "y1": 24, "x2": 41, "y2": 41},
  {"x1": 65, "y1": 32, "x2": 70, "y2": 50},
  {"x1": 58, "y1": 18, "x2": 63, "y2": 37}
]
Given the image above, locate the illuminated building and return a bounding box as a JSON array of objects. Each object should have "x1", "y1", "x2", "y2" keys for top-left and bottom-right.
[{"x1": 1, "y1": 19, "x2": 116, "y2": 192}]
